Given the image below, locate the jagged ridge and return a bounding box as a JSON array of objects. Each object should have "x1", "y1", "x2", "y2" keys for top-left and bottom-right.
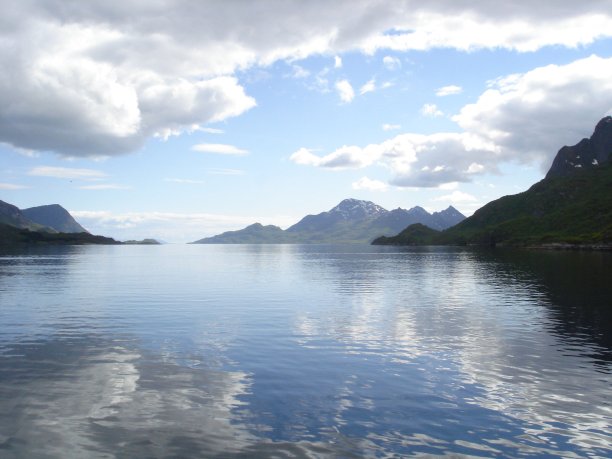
[{"x1": 192, "y1": 199, "x2": 465, "y2": 244}]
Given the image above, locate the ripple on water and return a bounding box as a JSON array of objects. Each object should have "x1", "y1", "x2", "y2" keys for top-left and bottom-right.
[{"x1": 0, "y1": 245, "x2": 610, "y2": 457}]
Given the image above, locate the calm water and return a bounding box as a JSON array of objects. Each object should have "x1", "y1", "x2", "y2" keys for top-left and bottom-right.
[{"x1": 0, "y1": 244, "x2": 610, "y2": 458}]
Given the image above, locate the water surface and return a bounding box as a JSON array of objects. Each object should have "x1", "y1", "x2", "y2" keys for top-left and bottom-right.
[{"x1": 0, "y1": 245, "x2": 610, "y2": 457}]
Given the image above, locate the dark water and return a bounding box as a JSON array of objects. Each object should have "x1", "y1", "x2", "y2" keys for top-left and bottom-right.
[{"x1": 0, "y1": 244, "x2": 610, "y2": 458}]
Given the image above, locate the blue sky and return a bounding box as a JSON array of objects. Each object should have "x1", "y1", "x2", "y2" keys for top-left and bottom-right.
[{"x1": 1, "y1": 1, "x2": 612, "y2": 242}]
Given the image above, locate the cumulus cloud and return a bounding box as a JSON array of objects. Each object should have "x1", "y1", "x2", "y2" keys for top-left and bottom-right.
[
  {"x1": 454, "y1": 54, "x2": 612, "y2": 170},
  {"x1": 421, "y1": 103, "x2": 443, "y2": 117},
  {"x1": 352, "y1": 177, "x2": 388, "y2": 191},
  {"x1": 192, "y1": 144, "x2": 249, "y2": 155},
  {"x1": 291, "y1": 55, "x2": 612, "y2": 187},
  {"x1": 335, "y1": 80, "x2": 355, "y2": 103},
  {"x1": 383, "y1": 56, "x2": 401, "y2": 70},
  {"x1": 334, "y1": 56, "x2": 343, "y2": 68},
  {"x1": 28, "y1": 166, "x2": 107, "y2": 180},
  {"x1": 382, "y1": 124, "x2": 401, "y2": 131},
  {"x1": 290, "y1": 146, "x2": 378, "y2": 169},
  {"x1": 1, "y1": 2, "x2": 612, "y2": 157},
  {"x1": 436, "y1": 85, "x2": 463, "y2": 96},
  {"x1": 433, "y1": 190, "x2": 477, "y2": 203}
]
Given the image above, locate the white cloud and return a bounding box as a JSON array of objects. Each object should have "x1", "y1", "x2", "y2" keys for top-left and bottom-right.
[
  {"x1": 359, "y1": 79, "x2": 376, "y2": 95},
  {"x1": 361, "y1": 7, "x2": 612, "y2": 54},
  {"x1": 0, "y1": 183, "x2": 28, "y2": 190},
  {"x1": 382, "y1": 124, "x2": 401, "y2": 131},
  {"x1": 192, "y1": 143, "x2": 249, "y2": 155},
  {"x1": 334, "y1": 55, "x2": 343, "y2": 68},
  {"x1": 466, "y1": 163, "x2": 485, "y2": 173},
  {"x1": 290, "y1": 65, "x2": 310, "y2": 79},
  {"x1": 28, "y1": 166, "x2": 107, "y2": 180},
  {"x1": 433, "y1": 190, "x2": 477, "y2": 203},
  {"x1": 454, "y1": 54, "x2": 612, "y2": 170},
  {"x1": 335, "y1": 79, "x2": 355, "y2": 103},
  {"x1": 383, "y1": 55, "x2": 401, "y2": 70},
  {"x1": 292, "y1": 55, "x2": 612, "y2": 187},
  {"x1": 436, "y1": 85, "x2": 463, "y2": 96},
  {"x1": 438, "y1": 182, "x2": 459, "y2": 190},
  {"x1": 421, "y1": 103, "x2": 443, "y2": 117},
  {"x1": 290, "y1": 146, "x2": 378, "y2": 169},
  {"x1": 1, "y1": 2, "x2": 611, "y2": 157},
  {"x1": 352, "y1": 177, "x2": 388, "y2": 191},
  {"x1": 200, "y1": 127, "x2": 225, "y2": 134}
]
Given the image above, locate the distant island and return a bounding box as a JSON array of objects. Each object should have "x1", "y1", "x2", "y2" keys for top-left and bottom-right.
[
  {"x1": 123, "y1": 239, "x2": 162, "y2": 245},
  {"x1": 373, "y1": 116, "x2": 612, "y2": 248},
  {"x1": 191, "y1": 199, "x2": 465, "y2": 244}
]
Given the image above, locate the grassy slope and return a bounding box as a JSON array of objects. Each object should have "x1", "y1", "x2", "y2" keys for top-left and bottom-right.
[
  {"x1": 374, "y1": 165, "x2": 612, "y2": 246},
  {"x1": 372, "y1": 224, "x2": 439, "y2": 245}
]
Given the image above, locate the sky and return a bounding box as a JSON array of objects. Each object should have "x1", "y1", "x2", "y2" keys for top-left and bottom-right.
[{"x1": 1, "y1": 1, "x2": 612, "y2": 242}]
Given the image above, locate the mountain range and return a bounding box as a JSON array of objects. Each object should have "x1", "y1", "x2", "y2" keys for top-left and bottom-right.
[
  {"x1": 373, "y1": 116, "x2": 612, "y2": 247},
  {"x1": 192, "y1": 199, "x2": 465, "y2": 244},
  {"x1": 0, "y1": 200, "x2": 88, "y2": 233}
]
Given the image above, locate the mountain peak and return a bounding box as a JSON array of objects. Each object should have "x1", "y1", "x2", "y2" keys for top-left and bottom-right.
[
  {"x1": 439, "y1": 205, "x2": 463, "y2": 216},
  {"x1": 546, "y1": 116, "x2": 612, "y2": 179},
  {"x1": 21, "y1": 204, "x2": 88, "y2": 233},
  {"x1": 329, "y1": 198, "x2": 387, "y2": 219}
]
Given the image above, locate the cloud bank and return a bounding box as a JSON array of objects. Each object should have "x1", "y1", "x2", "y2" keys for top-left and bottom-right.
[{"x1": 2, "y1": 1, "x2": 611, "y2": 157}]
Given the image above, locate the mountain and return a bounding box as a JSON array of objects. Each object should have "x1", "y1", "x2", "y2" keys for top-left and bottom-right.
[
  {"x1": 286, "y1": 198, "x2": 386, "y2": 234},
  {"x1": 21, "y1": 204, "x2": 88, "y2": 233},
  {"x1": 372, "y1": 223, "x2": 440, "y2": 246},
  {"x1": 546, "y1": 116, "x2": 612, "y2": 179},
  {"x1": 432, "y1": 206, "x2": 466, "y2": 229},
  {"x1": 0, "y1": 198, "x2": 120, "y2": 246},
  {"x1": 192, "y1": 223, "x2": 291, "y2": 244},
  {"x1": 0, "y1": 200, "x2": 52, "y2": 231},
  {"x1": 374, "y1": 116, "x2": 612, "y2": 247},
  {"x1": 192, "y1": 199, "x2": 466, "y2": 244}
]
